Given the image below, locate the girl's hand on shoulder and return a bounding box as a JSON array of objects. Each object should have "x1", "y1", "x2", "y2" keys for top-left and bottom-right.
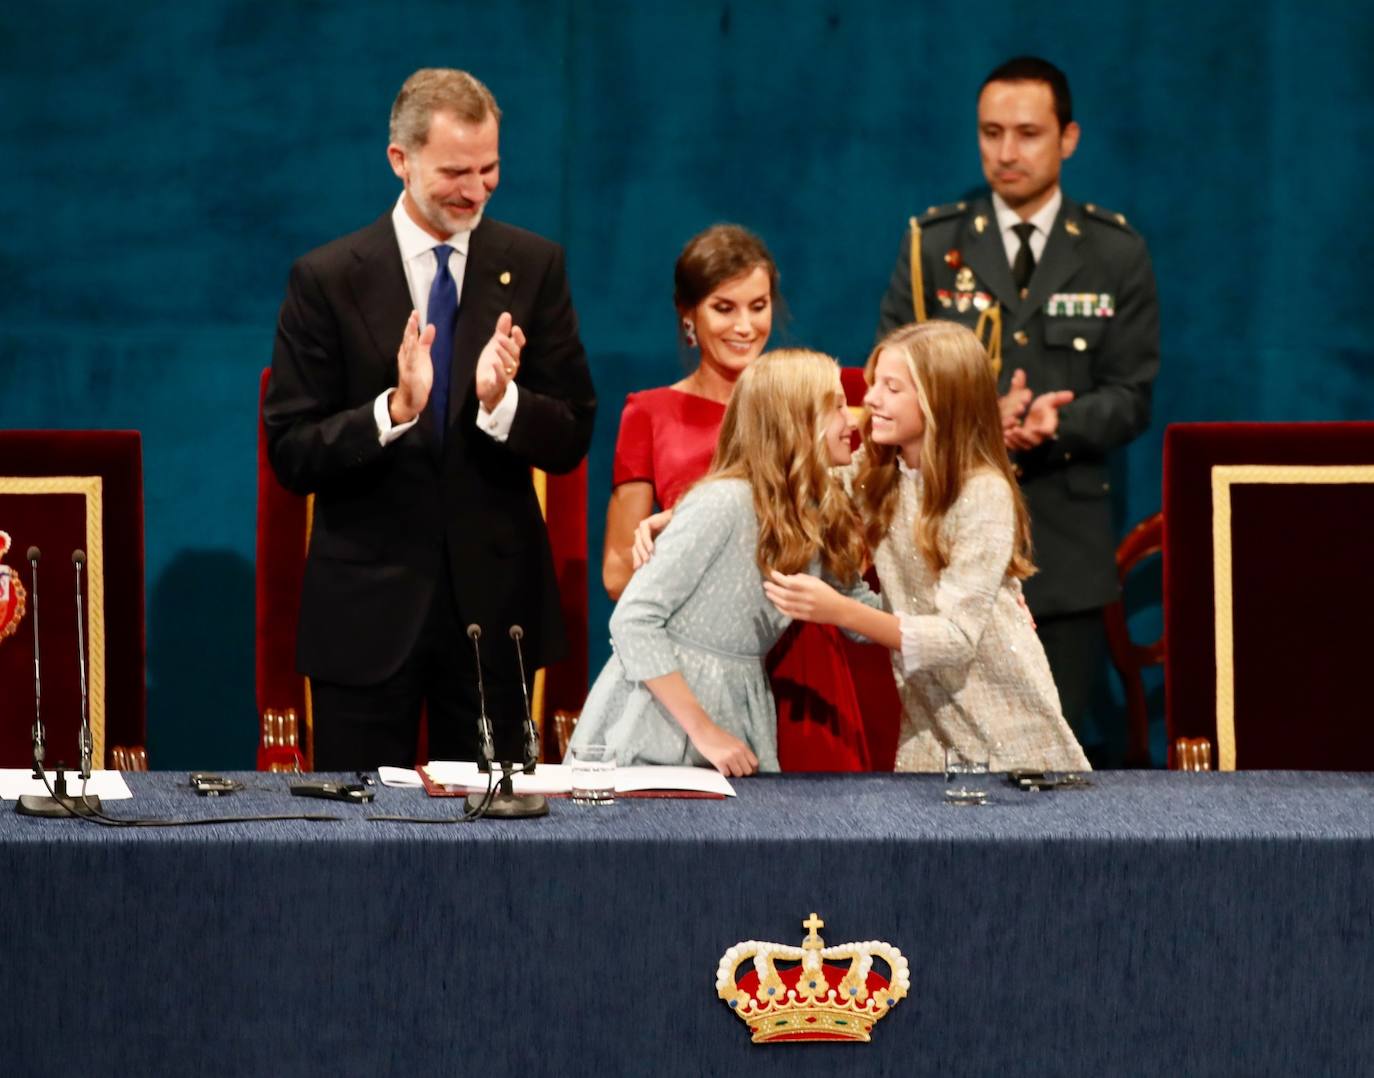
[
  {"x1": 631, "y1": 509, "x2": 673, "y2": 569},
  {"x1": 763, "y1": 571, "x2": 843, "y2": 625},
  {"x1": 690, "y1": 723, "x2": 759, "y2": 777}
]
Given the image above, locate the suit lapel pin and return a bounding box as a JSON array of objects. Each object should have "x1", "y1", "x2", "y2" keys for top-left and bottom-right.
[
  {"x1": 499, "y1": 271, "x2": 511, "y2": 286},
  {"x1": 973, "y1": 215, "x2": 988, "y2": 235},
  {"x1": 1065, "y1": 219, "x2": 1081, "y2": 237}
]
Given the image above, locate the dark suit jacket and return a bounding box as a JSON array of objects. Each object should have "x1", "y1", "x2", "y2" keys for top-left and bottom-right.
[
  {"x1": 265, "y1": 213, "x2": 596, "y2": 685},
  {"x1": 878, "y1": 194, "x2": 1159, "y2": 617}
]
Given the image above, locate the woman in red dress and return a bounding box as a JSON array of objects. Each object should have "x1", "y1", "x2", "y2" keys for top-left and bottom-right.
[{"x1": 600, "y1": 224, "x2": 899, "y2": 770}]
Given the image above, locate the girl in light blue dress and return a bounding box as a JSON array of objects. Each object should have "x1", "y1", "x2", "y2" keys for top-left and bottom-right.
[{"x1": 568, "y1": 350, "x2": 867, "y2": 776}]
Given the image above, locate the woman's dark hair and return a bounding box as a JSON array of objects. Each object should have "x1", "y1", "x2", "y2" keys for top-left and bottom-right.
[{"x1": 673, "y1": 224, "x2": 780, "y2": 312}]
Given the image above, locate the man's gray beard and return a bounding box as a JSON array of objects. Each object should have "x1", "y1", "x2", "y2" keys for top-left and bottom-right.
[{"x1": 414, "y1": 184, "x2": 489, "y2": 237}]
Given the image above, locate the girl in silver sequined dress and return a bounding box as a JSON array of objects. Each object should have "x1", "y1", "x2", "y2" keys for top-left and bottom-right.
[{"x1": 765, "y1": 322, "x2": 1089, "y2": 773}]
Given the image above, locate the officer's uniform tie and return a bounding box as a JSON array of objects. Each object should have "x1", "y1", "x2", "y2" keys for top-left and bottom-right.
[{"x1": 1011, "y1": 222, "x2": 1037, "y2": 295}]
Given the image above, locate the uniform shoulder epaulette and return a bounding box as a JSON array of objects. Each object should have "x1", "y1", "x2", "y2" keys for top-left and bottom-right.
[
  {"x1": 1081, "y1": 202, "x2": 1136, "y2": 233},
  {"x1": 915, "y1": 201, "x2": 968, "y2": 226}
]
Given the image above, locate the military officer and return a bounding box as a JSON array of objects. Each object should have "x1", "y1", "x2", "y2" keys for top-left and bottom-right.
[{"x1": 876, "y1": 56, "x2": 1160, "y2": 750}]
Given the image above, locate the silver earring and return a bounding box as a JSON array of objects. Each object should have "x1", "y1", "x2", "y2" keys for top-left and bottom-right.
[{"x1": 682, "y1": 319, "x2": 698, "y2": 348}]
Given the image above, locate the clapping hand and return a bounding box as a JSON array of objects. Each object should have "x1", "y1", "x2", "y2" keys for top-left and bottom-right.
[
  {"x1": 390, "y1": 311, "x2": 435, "y2": 425},
  {"x1": 999, "y1": 368, "x2": 1032, "y2": 437},
  {"x1": 475, "y1": 311, "x2": 527, "y2": 412},
  {"x1": 1004, "y1": 389, "x2": 1074, "y2": 451}
]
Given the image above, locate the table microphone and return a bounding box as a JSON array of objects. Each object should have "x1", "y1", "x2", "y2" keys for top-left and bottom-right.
[
  {"x1": 459, "y1": 625, "x2": 548, "y2": 820},
  {"x1": 14, "y1": 548, "x2": 99, "y2": 817},
  {"x1": 509, "y1": 625, "x2": 539, "y2": 773},
  {"x1": 27, "y1": 547, "x2": 45, "y2": 778},
  {"x1": 467, "y1": 624, "x2": 495, "y2": 771},
  {"x1": 73, "y1": 550, "x2": 94, "y2": 784}
]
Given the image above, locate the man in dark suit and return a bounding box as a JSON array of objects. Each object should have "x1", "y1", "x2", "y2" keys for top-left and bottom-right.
[
  {"x1": 876, "y1": 57, "x2": 1159, "y2": 749},
  {"x1": 265, "y1": 68, "x2": 596, "y2": 770}
]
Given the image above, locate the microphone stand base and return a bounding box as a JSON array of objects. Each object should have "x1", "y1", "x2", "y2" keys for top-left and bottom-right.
[
  {"x1": 16, "y1": 794, "x2": 102, "y2": 818},
  {"x1": 465, "y1": 790, "x2": 548, "y2": 818}
]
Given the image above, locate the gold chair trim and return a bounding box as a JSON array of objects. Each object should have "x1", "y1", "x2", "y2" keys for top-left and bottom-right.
[
  {"x1": 1210, "y1": 464, "x2": 1374, "y2": 770},
  {"x1": 0, "y1": 476, "x2": 106, "y2": 763},
  {"x1": 531, "y1": 469, "x2": 549, "y2": 746}
]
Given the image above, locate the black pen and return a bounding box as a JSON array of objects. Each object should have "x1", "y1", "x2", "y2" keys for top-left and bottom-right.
[{"x1": 354, "y1": 770, "x2": 376, "y2": 788}]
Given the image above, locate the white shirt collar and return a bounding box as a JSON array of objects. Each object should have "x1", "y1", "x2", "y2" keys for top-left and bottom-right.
[
  {"x1": 391, "y1": 192, "x2": 474, "y2": 264},
  {"x1": 897, "y1": 455, "x2": 920, "y2": 478},
  {"x1": 991, "y1": 187, "x2": 1062, "y2": 241}
]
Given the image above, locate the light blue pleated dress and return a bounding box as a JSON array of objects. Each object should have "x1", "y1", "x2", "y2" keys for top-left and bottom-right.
[{"x1": 568, "y1": 478, "x2": 792, "y2": 772}]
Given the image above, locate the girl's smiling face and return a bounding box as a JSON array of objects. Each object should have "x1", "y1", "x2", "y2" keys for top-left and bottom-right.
[
  {"x1": 822, "y1": 380, "x2": 858, "y2": 466},
  {"x1": 864, "y1": 346, "x2": 926, "y2": 466}
]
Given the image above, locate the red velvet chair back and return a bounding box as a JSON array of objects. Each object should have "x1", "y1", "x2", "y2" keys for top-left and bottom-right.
[
  {"x1": 1164, "y1": 422, "x2": 1374, "y2": 769},
  {"x1": 256, "y1": 371, "x2": 312, "y2": 768},
  {"x1": 0, "y1": 431, "x2": 146, "y2": 767},
  {"x1": 255, "y1": 370, "x2": 588, "y2": 766},
  {"x1": 840, "y1": 367, "x2": 869, "y2": 411}
]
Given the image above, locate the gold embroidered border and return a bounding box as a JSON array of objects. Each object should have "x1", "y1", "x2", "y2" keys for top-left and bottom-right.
[
  {"x1": 0, "y1": 476, "x2": 106, "y2": 762},
  {"x1": 1211, "y1": 464, "x2": 1374, "y2": 770},
  {"x1": 531, "y1": 469, "x2": 549, "y2": 741}
]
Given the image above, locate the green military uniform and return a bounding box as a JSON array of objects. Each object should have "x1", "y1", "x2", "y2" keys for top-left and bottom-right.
[{"x1": 876, "y1": 194, "x2": 1159, "y2": 732}]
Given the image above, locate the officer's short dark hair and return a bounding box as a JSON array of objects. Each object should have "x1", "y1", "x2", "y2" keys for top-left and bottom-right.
[{"x1": 980, "y1": 57, "x2": 1073, "y2": 129}]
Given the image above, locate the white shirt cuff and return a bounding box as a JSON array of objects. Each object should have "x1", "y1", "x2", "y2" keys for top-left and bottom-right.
[
  {"x1": 897, "y1": 611, "x2": 921, "y2": 677},
  {"x1": 475, "y1": 382, "x2": 519, "y2": 442},
  {"x1": 375, "y1": 390, "x2": 419, "y2": 446}
]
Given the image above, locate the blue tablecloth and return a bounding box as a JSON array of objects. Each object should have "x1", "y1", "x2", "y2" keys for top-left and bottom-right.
[{"x1": 3, "y1": 771, "x2": 1372, "y2": 1076}]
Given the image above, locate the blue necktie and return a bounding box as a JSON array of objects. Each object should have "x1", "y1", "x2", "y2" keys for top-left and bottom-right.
[{"x1": 426, "y1": 244, "x2": 458, "y2": 441}]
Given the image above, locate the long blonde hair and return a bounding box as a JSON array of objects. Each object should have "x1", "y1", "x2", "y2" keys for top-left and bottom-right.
[
  {"x1": 853, "y1": 322, "x2": 1035, "y2": 579},
  {"x1": 706, "y1": 349, "x2": 866, "y2": 583}
]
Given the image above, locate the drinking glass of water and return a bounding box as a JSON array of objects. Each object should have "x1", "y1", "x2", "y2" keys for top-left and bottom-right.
[
  {"x1": 569, "y1": 744, "x2": 616, "y2": 806},
  {"x1": 944, "y1": 747, "x2": 990, "y2": 806}
]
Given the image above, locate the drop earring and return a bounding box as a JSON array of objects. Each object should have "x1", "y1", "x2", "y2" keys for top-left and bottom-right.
[{"x1": 682, "y1": 319, "x2": 698, "y2": 348}]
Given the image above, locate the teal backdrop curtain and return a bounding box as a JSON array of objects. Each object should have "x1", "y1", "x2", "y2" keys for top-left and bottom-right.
[{"x1": 1, "y1": 1, "x2": 1370, "y2": 767}]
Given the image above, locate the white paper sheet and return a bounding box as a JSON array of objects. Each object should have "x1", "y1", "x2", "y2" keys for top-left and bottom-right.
[
  {"x1": 616, "y1": 765, "x2": 736, "y2": 797},
  {"x1": 0, "y1": 769, "x2": 133, "y2": 800},
  {"x1": 422, "y1": 760, "x2": 735, "y2": 797},
  {"x1": 377, "y1": 766, "x2": 422, "y2": 788},
  {"x1": 424, "y1": 761, "x2": 575, "y2": 795}
]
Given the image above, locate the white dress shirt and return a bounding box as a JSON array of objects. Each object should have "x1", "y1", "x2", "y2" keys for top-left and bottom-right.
[
  {"x1": 374, "y1": 193, "x2": 516, "y2": 445},
  {"x1": 991, "y1": 187, "x2": 1062, "y2": 270}
]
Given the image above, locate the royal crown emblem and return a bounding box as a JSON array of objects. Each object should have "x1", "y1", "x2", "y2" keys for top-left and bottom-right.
[
  {"x1": 716, "y1": 913, "x2": 909, "y2": 1043},
  {"x1": 0, "y1": 531, "x2": 29, "y2": 646}
]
